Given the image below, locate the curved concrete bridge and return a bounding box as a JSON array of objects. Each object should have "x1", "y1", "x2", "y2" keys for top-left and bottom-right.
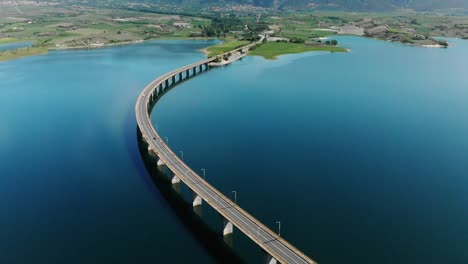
[{"x1": 135, "y1": 46, "x2": 317, "y2": 264}]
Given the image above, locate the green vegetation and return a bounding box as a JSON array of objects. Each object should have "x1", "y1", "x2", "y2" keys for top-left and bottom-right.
[
  {"x1": 0, "y1": 6, "x2": 211, "y2": 51},
  {"x1": 1, "y1": 2, "x2": 466, "y2": 62},
  {"x1": 387, "y1": 28, "x2": 410, "y2": 34},
  {"x1": 95, "y1": 0, "x2": 468, "y2": 11},
  {"x1": 264, "y1": 11, "x2": 466, "y2": 46},
  {"x1": 0, "y1": 47, "x2": 48, "y2": 62},
  {"x1": 250, "y1": 42, "x2": 346, "y2": 60},
  {"x1": 205, "y1": 40, "x2": 249, "y2": 56},
  {"x1": 0, "y1": 37, "x2": 20, "y2": 44}
]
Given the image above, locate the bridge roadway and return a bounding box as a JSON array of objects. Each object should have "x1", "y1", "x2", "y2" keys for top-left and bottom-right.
[{"x1": 136, "y1": 51, "x2": 317, "y2": 264}]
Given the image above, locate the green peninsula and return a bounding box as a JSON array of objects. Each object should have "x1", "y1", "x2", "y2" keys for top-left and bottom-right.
[{"x1": 250, "y1": 42, "x2": 347, "y2": 59}]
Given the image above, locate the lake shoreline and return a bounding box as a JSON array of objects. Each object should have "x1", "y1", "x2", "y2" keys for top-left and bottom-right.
[{"x1": 0, "y1": 34, "x2": 449, "y2": 63}]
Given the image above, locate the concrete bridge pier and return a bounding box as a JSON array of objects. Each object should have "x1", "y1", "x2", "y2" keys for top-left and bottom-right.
[
  {"x1": 158, "y1": 84, "x2": 162, "y2": 95},
  {"x1": 171, "y1": 173, "x2": 180, "y2": 184},
  {"x1": 157, "y1": 158, "x2": 165, "y2": 167},
  {"x1": 223, "y1": 218, "x2": 233, "y2": 236},
  {"x1": 192, "y1": 192, "x2": 202, "y2": 207},
  {"x1": 205, "y1": 63, "x2": 209, "y2": 70},
  {"x1": 172, "y1": 75, "x2": 176, "y2": 85},
  {"x1": 147, "y1": 145, "x2": 156, "y2": 156},
  {"x1": 266, "y1": 254, "x2": 278, "y2": 264},
  {"x1": 165, "y1": 79, "x2": 169, "y2": 89},
  {"x1": 186, "y1": 69, "x2": 190, "y2": 78},
  {"x1": 193, "y1": 67, "x2": 197, "y2": 75},
  {"x1": 179, "y1": 72, "x2": 183, "y2": 81},
  {"x1": 199, "y1": 64, "x2": 203, "y2": 72}
]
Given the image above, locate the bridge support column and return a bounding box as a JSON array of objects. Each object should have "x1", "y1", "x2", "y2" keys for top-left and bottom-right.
[
  {"x1": 205, "y1": 63, "x2": 209, "y2": 70},
  {"x1": 172, "y1": 75, "x2": 176, "y2": 85},
  {"x1": 179, "y1": 72, "x2": 183, "y2": 81},
  {"x1": 147, "y1": 145, "x2": 155, "y2": 155},
  {"x1": 192, "y1": 192, "x2": 202, "y2": 207},
  {"x1": 199, "y1": 64, "x2": 203, "y2": 72},
  {"x1": 193, "y1": 67, "x2": 197, "y2": 75},
  {"x1": 186, "y1": 69, "x2": 190, "y2": 78},
  {"x1": 165, "y1": 79, "x2": 169, "y2": 89},
  {"x1": 266, "y1": 254, "x2": 278, "y2": 264},
  {"x1": 158, "y1": 84, "x2": 162, "y2": 95},
  {"x1": 157, "y1": 158, "x2": 165, "y2": 167},
  {"x1": 171, "y1": 174, "x2": 180, "y2": 184},
  {"x1": 223, "y1": 218, "x2": 233, "y2": 236}
]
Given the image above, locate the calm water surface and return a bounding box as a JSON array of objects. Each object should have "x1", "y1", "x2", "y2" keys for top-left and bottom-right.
[
  {"x1": 154, "y1": 37, "x2": 468, "y2": 264},
  {"x1": 0, "y1": 40, "x2": 222, "y2": 264},
  {"x1": 1, "y1": 36, "x2": 467, "y2": 264},
  {"x1": 0, "y1": 41, "x2": 32, "y2": 51}
]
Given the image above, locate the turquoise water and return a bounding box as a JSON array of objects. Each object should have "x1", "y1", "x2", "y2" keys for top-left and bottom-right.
[
  {"x1": 153, "y1": 37, "x2": 468, "y2": 264},
  {"x1": 0, "y1": 40, "x2": 226, "y2": 263},
  {"x1": 1, "y1": 36, "x2": 468, "y2": 264},
  {"x1": 0, "y1": 41, "x2": 32, "y2": 51}
]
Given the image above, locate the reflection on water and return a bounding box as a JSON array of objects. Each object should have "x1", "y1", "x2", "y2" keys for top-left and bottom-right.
[{"x1": 136, "y1": 130, "x2": 245, "y2": 264}]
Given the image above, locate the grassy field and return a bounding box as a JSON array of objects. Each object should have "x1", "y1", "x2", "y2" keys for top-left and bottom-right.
[
  {"x1": 205, "y1": 40, "x2": 250, "y2": 56},
  {"x1": 1, "y1": 5, "x2": 465, "y2": 62},
  {"x1": 0, "y1": 47, "x2": 48, "y2": 62},
  {"x1": 250, "y1": 42, "x2": 347, "y2": 59},
  {"x1": 0, "y1": 37, "x2": 21, "y2": 44},
  {"x1": 265, "y1": 11, "x2": 468, "y2": 44},
  {"x1": 0, "y1": 6, "x2": 217, "y2": 62}
]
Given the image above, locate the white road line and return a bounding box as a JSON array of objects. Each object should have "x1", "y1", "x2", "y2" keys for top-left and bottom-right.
[{"x1": 15, "y1": 6, "x2": 23, "y2": 15}]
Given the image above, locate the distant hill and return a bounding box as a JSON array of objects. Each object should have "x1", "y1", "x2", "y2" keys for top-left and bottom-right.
[
  {"x1": 37, "y1": 0, "x2": 468, "y2": 11},
  {"x1": 201, "y1": 0, "x2": 468, "y2": 11}
]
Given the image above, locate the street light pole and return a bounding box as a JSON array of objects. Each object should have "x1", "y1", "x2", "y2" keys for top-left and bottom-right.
[
  {"x1": 276, "y1": 221, "x2": 281, "y2": 237},
  {"x1": 201, "y1": 168, "x2": 206, "y2": 180},
  {"x1": 231, "y1": 191, "x2": 237, "y2": 204}
]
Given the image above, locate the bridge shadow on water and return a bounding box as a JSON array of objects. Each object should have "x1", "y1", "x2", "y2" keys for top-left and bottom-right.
[{"x1": 136, "y1": 129, "x2": 246, "y2": 264}]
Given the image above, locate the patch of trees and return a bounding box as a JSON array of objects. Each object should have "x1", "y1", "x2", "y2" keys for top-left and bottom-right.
[
  {"x1": 243, "y1": 32, "x2": 261, "y2": 42},
  {"x1": 325, "y1": 39, "x2": 338, "y2": 46},
  {"x1": 249, "y1": 43, "x2": 261, "y2": 51},
  {"x1": 202, "y1": 14, "x2": 244, "y2": 37},
  {"x1": 437, "y1": 40, "x2": 449, "y2": 47},
  {"x1": 247, "y1": 22, "x2": 269, "y2": 33},
  {"x1": 289, "y1": 37, "x2": 305, "y2": 43}
]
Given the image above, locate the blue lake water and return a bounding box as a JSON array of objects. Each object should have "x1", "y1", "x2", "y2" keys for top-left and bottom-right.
[
  {"x1": 153, "y1": 37, "x2": 468, "y2": 264},
  {"x1": 1, "y1": 37, "x2": 468, "y2": 264},
  {"x1": 0, "y1": 39, "x2": 223, "y2": 264},
  {"x1": 0, "y1": 41, "x2": 32, "y2": 51}
]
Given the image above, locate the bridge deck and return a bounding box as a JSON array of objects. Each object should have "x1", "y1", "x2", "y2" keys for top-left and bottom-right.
[{"x1": 136, "y1": 54, "x2": 317, "y2": 264}]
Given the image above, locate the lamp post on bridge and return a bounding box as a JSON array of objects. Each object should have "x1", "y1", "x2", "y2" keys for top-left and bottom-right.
[
  {"x1": 231, "y1": 191, "x2": 237, "y2": 204},
  {"x1": 201, "y1": 168, "x2": 206, "y2": 180},
  {"x1": 276, "y1": 221, "x2": 281, "y2": 237}
]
